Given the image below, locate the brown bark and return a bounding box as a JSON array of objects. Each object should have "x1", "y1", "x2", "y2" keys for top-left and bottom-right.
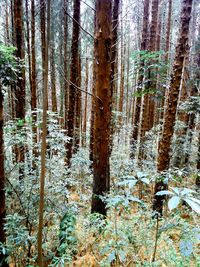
[
  {"x1": 31, "y1": 0, "x2": 37, "y2": 144},
  {"x1": 165, "y1": 0, "x2": 172, "y2": 62},
  {"x1": 153, "y1": 0, "x2": 193, "y2": 215},
  {"x1": 109, "y1": 0, "x2": 120, "y2": 154},
  {"x1": 50, "y1": 3, "x2": 57, "y2": 113},
  {"x1": 66, "y1": 0, "x2": 81, "y2": 165},
  {"x1": 111, "y1": 0, "x2": 119, "y2": 111},
  {"x1": 130, "y1": 0, "x2": 149, "y2": 158},
  {"x1": 118, "y1": 16, "x2": 125, "y2": 128},
  {"x1": 14, "y1": 0, "x2": 26, "y2": 119},
  {"x1": 5, "y1": 0, "x2": 10, "y2": 44},
  {"x1": 91, "y1": 0, "x2": 112, "y2": 216},
  {"x1": 14, "y1": 0, "x2": 26, "y2": 179},
  {"x1": 147, "y1": 0, "x2": 159, "y2": 130},
  {"x1": 40, "y1": 0, "x2": 48, "y2": 110},
  {"x1": 64, "y1": 0, "x2": 69, "y2": 129}
]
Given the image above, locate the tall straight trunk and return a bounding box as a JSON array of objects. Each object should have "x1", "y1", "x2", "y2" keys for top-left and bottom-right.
[
  {"x1": 59, "y1": 3, "x2": 64, "y2": 121},
  {"x1": 64, "y1": 0, "x2": 69, "y2": 129},
  {"x1": 130, "y1": 0, "x2": 149, "y2": 158},
  {"x1": 25, "y1": 0, "x2": 32, "y2": 96},
  {"x1": 50, "y1": 3, "x2": 57, "y2": 113},
  {"x1": 82, "y1": 56, "x2": 89, "y2": 147},
  {"x1": 118, "y1": 14, "x2": 125, "y2": 128},
  {"x1": 40, "y1": 0, "x2": 48, "y2": 110},
  {"x1": 165, "y1": 0, "x2": 172, "y2": 62},
  {"x1": 66, "y1": 0, "x2": 81, "y2": 165},
  {"x1": 89, "y1": 3, "x2": 97, "y2": 165},
  {"x1": 14, "y1": 0, "x2": 25, "y2": 119},
  {"x1": 110, "y1": 0, "x2": 119, "y2": 110},
  {"x1": 147, "y1": 0, "x2": 159, "y2": 130},
  {"x1": 153, "y1": 0, "x2": 193, "y2": 215},
  {"x1": 0, "y1": 85, "x2": 8, "y2": 266},
  {"x1": 91, "y1": 0, "x2": 112, "y2": 216},
  {"x1": 109, "y1": 0, "x2": 119, "y2": 153},
  {"x1": 14, "y1": 0, "x2": 26, "y2": 179},
  {"x1": 37, "y1": 0, "x2": 50, "y2": 265},
  {"x1": 31, "y1": 0, "x2": 37, "y2": 144},
  {"x1": 5, "y1": 0, "x2": 10, "y2": 44}
]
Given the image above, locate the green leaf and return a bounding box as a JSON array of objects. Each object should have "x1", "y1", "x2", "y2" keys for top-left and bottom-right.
[
  {"x1": 184, "y1": 199, "x2": 200, "y2": 214},
  {"x1": 179, "y1": 240, "x2": 193, "y2": 257},
  {"x1": 156, "y1": 190, "x2": 173, "y2": 196},
  {"x1": 108, "y1": 251, "x2": 116, "y2": 263},
  {"x1": 168, "y1": 196, "x2": 180, "y2": 211}
]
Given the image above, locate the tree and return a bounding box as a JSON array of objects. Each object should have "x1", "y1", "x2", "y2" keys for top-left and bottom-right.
[
  {"x1": 13, "y1": 0, "x2": 26, "y2": 179},
  {"x1": 66, "y1": 0, "x2": 81, "y2": 165},
  {"x1": 153, "y1": 0, "x2": 193, "y2": 215},
  {"x1": 91, "y1": 0, "x2": 112, "y2": 216},
  {"x1": 37, "y1": 0, "x2": 50, "y2": 264}
]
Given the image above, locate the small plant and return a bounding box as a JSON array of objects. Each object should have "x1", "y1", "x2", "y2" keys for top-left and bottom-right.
[{"x1": 156, "y1": 187, "x2": 200, "y2": 214}]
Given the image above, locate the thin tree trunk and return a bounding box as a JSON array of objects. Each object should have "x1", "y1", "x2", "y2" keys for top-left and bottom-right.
[
  {"x1": 91, "y1": 0, "x2": 112, "y2": 216},
  {"x1": 50, "y1": 3, "x2": 57, "y2": 113},
  {"x1": 66, "y1": 0, "x2": 81, "y2": 165},
  {"x1": 14, "y1": 0, "x2": 26, "y2": 179},
  {"x1": 153, "y1": 0, "x2": 193, "y2": 216},
  {"x1": 64, "y1": 0, "x2": 69, "y2": 129},
  {"x1": 37, "y1": 0, "x2": 50, "y2": 264},
  {"x1": 31, "y1": 0, "x2": 37, "y2": 145},
  {"x1": 40, "y1": 0, "x2": 48, "y2": 110}
]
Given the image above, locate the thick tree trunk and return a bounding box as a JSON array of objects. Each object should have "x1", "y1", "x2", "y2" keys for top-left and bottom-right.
[
  {"x1": 153, "y1": 0, "x2": 193, "y2": 215},
  {"x1": 66, "y1": 0, "x2": 81, "y2": 165},
  {"x1": 130, "y1": 0, "x2": 149, "y2": 158},
  {"x1": 91, "y1": 0, "x2": 112, "y2": 216}
]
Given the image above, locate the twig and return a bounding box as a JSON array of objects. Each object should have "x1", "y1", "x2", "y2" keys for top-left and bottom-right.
[
  {"x1": 58, "y1": 67, "x2": 103, "y2": 106},
  {"x1": 63, "y1": 7, "x2": 94, "y2": 40}
]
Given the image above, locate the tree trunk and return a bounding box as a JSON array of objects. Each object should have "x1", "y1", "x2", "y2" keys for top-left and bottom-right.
[
  {"x1": 66, "y1": 0, "x2": 81, "y2": 165},
  {"x1": 31, "y1": 0, "x2": 37, "y2": 147},
  {"x1": 40, "y1": 0, "x2": 48, "y2": 110},
  {"x1": 64, "y1": 0, "x2": 69, "y2": 129},
  {"x1": 153, "y1": 0, "x2": 193, "y2": 216},
  {"x1": 109, "y1": 0, "x2": 119, "y2": 154},
  {"x1": 91, "y1": 0, "x2": 112, "y2": 216},
  {"x1": 37, "y1": 0, "x2": 50, "y2": 264},
  {"x1": 14, "y1": 0, "x2": 26, "y2": 180},
  {"x1": 50, "y1": 2, "x2": 57, "y2": 113}
]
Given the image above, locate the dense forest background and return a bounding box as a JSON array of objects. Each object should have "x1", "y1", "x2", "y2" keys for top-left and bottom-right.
[{"x1": 0, "y1": 0, "x2": 200, "y2": 266}]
